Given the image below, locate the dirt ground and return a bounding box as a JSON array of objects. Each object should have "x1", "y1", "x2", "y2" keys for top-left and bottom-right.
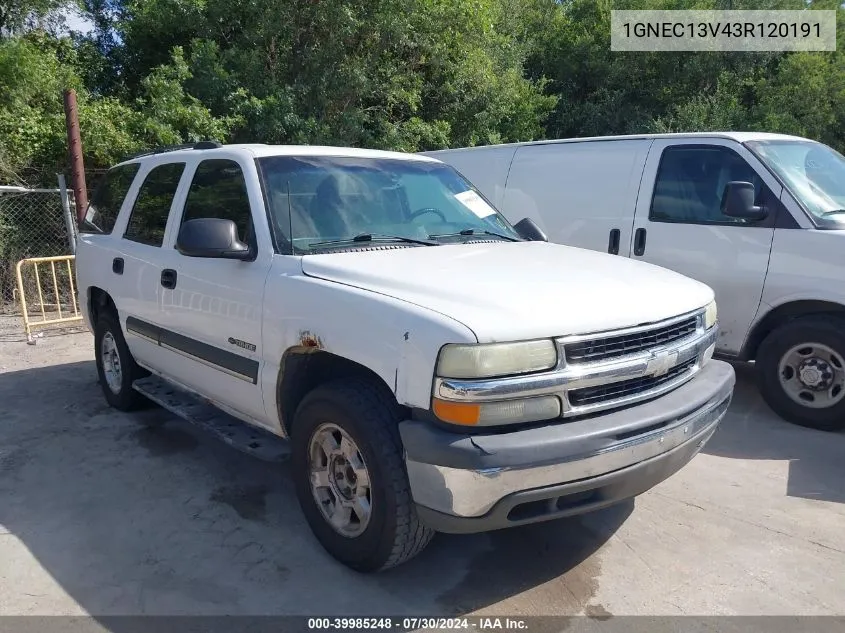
[{"x1": 1, "y1": 315, "x2": 844, "y2": 617}]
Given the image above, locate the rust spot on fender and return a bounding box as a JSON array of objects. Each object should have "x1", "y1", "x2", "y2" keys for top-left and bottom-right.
[{"x1": 299, "y1": 330, "x2": 324, "y2": 350}]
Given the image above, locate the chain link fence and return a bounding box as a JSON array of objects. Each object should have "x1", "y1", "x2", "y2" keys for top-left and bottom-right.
[{"x1": 0, "y1": 182, "x2": 78, "y2": 314}]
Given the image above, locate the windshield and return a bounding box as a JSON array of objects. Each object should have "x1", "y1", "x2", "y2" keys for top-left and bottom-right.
[
  {"x1": 747, "y1": 140, "x2": 845, "y2": 226},
  {"x1": 256, "y1": 155, "x2": 520, "y2": 253}
]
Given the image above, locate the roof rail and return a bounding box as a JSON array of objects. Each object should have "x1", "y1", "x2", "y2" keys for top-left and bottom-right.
[
  {"x1": 123, "y1": 144, "x2": 194, "y2": 161},
  {"x1": 122, "y1": 140, "x2": 223, "y2": 162}
]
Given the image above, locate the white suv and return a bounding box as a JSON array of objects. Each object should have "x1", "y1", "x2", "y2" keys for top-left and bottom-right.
[{"x1": 75, "y1": 142, "x2": 735, "y2": 571}]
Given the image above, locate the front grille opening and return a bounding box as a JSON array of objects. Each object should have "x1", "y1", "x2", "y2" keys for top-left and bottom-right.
[
  {"x1": 568, "y1": 358, "x2": 696, "y2": 407},
  {"x1": 565, "y1": 316, "x2": 698, "y2": 363}
]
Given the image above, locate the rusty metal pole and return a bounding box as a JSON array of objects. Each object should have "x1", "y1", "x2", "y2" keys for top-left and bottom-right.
[{"x1": 63, "y1": 89, "x2": 88, "y2": 224}]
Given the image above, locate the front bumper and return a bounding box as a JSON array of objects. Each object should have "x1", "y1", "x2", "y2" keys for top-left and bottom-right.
[{"x1": 400, "y1": 359, "x2": 735, "y2": 534}]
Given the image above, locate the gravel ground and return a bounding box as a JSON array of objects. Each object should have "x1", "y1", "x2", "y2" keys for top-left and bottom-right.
[{"x1": 1, "y1": 316, "x2": 844, "y2": 617}]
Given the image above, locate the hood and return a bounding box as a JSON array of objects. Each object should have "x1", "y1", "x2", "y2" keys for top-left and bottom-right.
[{"x1": 300, "y1": 242, "x2": 714, "y2": 343}]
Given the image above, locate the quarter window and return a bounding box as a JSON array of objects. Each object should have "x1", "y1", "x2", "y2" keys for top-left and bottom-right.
[
  {"x1": 650, "y1": 146, "x2": 767, "y2": 224},
  {"x1": 181, "y1": 159, "x2": 252, "y2": 243},
  {"x1": 123, "y1": 162, "x2": 186, "y2": 247}
]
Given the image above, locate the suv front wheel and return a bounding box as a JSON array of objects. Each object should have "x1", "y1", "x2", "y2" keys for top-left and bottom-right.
[{"x1": 290, "y1": 378, "x2": 434, "y2": 572}]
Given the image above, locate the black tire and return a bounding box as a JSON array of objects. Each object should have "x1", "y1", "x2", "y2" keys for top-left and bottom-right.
[
  {"x1": 290, "y1": 378, "x2": 434, "y2": 572},
  {"x1": 757, "y1": 316, "x2": 845, "y2": 432},
  {"x1": 94, "y1": 310, "x2": 149, "y2": 412}
]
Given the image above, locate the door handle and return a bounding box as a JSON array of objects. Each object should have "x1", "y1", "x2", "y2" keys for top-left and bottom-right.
[
  {"x1": 633, "y1": 228, "x2": 647, "y2": 256},
  {"x1": 160, "y1": 269, "x2": 177, "y2": 289},
  {"x1": 112, "y1": 257, "x2": 124, "y2": 275},
  {"x1": 607, "y1": 228, "x2": 621, "y2": 255}
]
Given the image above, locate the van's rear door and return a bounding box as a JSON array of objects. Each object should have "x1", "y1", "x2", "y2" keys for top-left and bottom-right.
[
  {"x1": 500, "y1": 139, "x2": 651, "y2": 255},
  {"x1": 631, "y1": 137, "x2": 780, "y2": 355}
]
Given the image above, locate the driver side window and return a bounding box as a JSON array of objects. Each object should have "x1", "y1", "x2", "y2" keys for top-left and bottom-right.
[
  {"x1": 650, "y1": 146, "x2": 769, "y2": 225},
  {"x1": 181, "y1": 159, "x2": 254, "y2": 245}
]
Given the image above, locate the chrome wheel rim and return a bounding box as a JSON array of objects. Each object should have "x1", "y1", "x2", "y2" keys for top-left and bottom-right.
[
  {"x1": 100, "y1": 331, "x2": 123, "y2": 394},
  {"x1": 778, "y1": 342, "x2": 845, "y2": 409},
  {"x1": 308, "y1": 423, "x2": 372, "y2": 538}
]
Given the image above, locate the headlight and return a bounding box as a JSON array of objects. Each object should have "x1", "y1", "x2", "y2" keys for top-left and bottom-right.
[
  {"x1": 701, "y1": 300, "x2": 718, "y2": 366},
  {"x1": 436, "y1": 340, "x2": 557, "y2": 379},
  {"x1": 705, "y1": 300, "x2": 718, "y2": 330}
]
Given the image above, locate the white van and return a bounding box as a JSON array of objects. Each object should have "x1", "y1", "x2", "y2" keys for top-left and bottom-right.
[{"x1": 425, "y1": 132, "x2": 845, "y2": 432}]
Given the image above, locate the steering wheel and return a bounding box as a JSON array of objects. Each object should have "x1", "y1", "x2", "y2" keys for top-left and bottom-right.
[{"x1": 409, "y1": 207, "x2": 447, "y2": 222}]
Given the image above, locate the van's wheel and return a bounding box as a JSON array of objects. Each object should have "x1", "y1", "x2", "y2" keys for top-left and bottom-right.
[
  {"x1": 94, "y1": 310, "x2": 149, "y2": 412},
  {"x1": 757, "y1": 316, "x2": 845, "y2": 431},
  {"x1": 290, "y1": 378, "x2": 434, "y2": 572}
]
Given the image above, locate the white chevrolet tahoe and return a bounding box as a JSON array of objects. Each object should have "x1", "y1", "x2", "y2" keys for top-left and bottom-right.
[{"x1": 75, "y1": 142, "x2": 735, "y2": 572}]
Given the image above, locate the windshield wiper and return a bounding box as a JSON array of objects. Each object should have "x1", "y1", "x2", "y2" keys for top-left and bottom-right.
[
  {"x1": 430, "y1": 228, "x2": 520, "y2": 242},
  {"x1": 820, "y1": 210, "x2": 845, "y2": 217},
  {"x1": 309, "y1": 233, "x2": 439, "y2": 248}
]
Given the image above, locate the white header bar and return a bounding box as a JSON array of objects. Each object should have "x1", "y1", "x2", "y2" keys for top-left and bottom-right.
[{"x1": 611, "y1": 10, "x2": 836, "y2": 52}]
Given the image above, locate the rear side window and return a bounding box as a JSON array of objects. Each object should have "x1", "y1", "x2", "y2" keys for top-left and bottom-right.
[
  {"x1": 181, "y1": 159, "x2": 252, "y2": 243},
  {"x1": 123, "y1": 162, "x2": 186, "y2": 247},
  {"x1": 81, "y1": 163, "x2": 140, "y2": 234}
]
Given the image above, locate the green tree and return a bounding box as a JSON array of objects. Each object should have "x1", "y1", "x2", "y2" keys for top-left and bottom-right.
[
  {"x1": 0, "y1": 33, "x2": 233, "y2": 184},
  {"x1": 754, "y1": 53, "x2": 845, "y2": 150},
  {"x1": 4, "y1": 0, "x2": 845, "y2": 186},
  {"x1": 0, "y1": 0, "x2": 72, "y2": 35},
  {"x1": 79, "y1": 0, "x2": 554, "y2": 152}
]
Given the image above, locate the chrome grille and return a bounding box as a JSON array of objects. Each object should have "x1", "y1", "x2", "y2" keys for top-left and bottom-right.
[
  {"x1": 564, "y1": 316, "x2": 698, "y2": 364},
  {"x1": 568, "y1": 358, "x2": 696, "y2": 407},
  {"x1": 435, "y1": 308, "x2": 716, "y2": 422}
]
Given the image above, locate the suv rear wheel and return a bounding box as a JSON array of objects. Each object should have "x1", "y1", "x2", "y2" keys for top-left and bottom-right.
[
  {"x1": 757, "y1": 316, "x2": 845, "y2": 432},
  {"x1": 290, "y1": 378, "x2": 434, "y2": 571},
  {"x1": 94, "y1": 310, "x2": 149, "y2": 411}
]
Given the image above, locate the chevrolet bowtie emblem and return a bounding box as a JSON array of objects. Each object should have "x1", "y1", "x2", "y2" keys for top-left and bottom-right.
[{"x1": 647, "y1": 349, "x2": 679, "y2": 377}]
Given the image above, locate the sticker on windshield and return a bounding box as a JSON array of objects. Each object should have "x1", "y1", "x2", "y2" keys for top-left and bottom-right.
[{"x1": 455, "y1": 190, "x2": 496, "y2": 218}]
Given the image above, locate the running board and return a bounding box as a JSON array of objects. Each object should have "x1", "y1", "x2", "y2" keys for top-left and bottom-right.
[{"x1": 132, "y1": 376, "x2": 290, "y2": 463}]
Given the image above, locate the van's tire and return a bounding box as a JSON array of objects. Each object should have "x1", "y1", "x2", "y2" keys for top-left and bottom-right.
[
  {"x1": 757, "y1": 316, "x2": 845, "y2": 432},
  {"x1": 94, "y1": 310, "x2": 149, "y2": 412},
  {"x1": 290, "y1": 378, "x2": 434, "y2": 572}
]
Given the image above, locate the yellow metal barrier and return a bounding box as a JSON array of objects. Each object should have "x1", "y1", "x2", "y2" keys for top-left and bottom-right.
[{"x1": 15, "y1": 255, "x2": 83, "y2": 343}]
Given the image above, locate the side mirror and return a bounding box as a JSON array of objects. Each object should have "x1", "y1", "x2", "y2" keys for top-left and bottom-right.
[
  {"x1": 176, "y1": 218, "x2": 252, "y2": 260},
  {"x1": 721, "y1": 182, "x2": 768, "y2": 221},
  {"x1": 513, "y1": 217, "x2": 548, "y2": 242}
]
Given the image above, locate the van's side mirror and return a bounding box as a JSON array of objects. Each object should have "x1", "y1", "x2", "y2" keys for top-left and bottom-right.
[
  {"x1": 177, "y1": 218, "x2": 252, "y2": 260},
  {"x1": 721, "y1": 182, "x2": 768, "y2": 221},
  {"x1": 513, "y1": 217, "x2": 548, "y2": 242}
]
